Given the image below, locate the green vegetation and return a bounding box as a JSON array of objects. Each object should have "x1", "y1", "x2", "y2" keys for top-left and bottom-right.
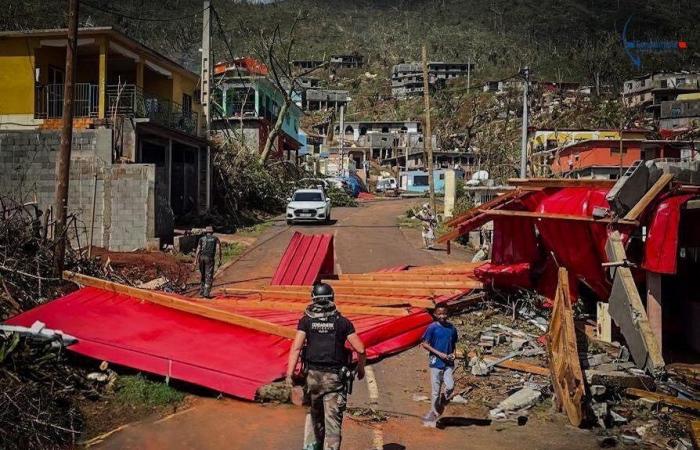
[
  {"x1": 221, "y1": 242, "x2": 247, "y2": 266},
  {"x1": 327, "y1": 186, "x2": 358, "y2": 207},
  {"x1": 237, "y1": 221, "x2": 274, "y2": 237},
  {"x1": 114, "y1": 374, "x2": 185, "y2": 408}
]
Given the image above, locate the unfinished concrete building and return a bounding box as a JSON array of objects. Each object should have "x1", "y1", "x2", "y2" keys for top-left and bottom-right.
[
  {"x1": 304, "y1": 89, "x2": 350, "y2": 111},
  {"x1": 622, "y1": 72, "x2": 700, "y2": 117},
  {"x1": 392, "y1": 62, "x2": 473, "y2": 98},
  {"x1": 329, "y1": 54, "x2": 363, "y2": 69},
  {"x1": 0, "y1": 27, "x2": 211, "y2": 251}
]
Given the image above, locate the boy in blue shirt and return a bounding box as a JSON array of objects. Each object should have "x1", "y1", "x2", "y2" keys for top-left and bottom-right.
[{"x1": 421, "y1": 305, "x2": 458, "y2": 424}]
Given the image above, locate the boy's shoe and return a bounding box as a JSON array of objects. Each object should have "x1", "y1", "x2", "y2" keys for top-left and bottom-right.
[{"x1": 422, "y1": 410, "x2": 439, "y2": 427}]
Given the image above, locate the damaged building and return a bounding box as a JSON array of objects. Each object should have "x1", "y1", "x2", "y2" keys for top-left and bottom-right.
[
  {"x1": 0, "y1": 27, "x2": 211, "y2": 251},
  {"x1": 392, "y1": 61, "x2": 473, "y2": 99}
]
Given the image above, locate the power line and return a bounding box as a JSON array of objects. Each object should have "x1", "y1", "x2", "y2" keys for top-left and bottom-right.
[{"x1": 81, "y1": 0, "x2": 209, "y2": 22}]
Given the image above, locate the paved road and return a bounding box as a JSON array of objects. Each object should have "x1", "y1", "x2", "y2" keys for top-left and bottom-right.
[{"x1": 96, "y1": 199, "x2": 599, "y2": 450}]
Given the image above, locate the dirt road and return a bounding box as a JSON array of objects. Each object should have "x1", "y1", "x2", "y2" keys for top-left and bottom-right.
[{"x1": 95, "y1": 199, "x2": 599, "y2": 450}]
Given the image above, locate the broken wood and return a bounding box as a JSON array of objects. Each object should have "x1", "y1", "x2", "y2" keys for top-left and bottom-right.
[
  {"x1": 691, "y1": 420, "x2": 700, "y2": 449},
  {"x1": 623, "y1": 173, "x2": 674, "y2": 221},
  {"x1": 508, "y1": 178, "x2": 616, "y2": 189},
  {"x1": 547, "y1": 267, "x2": 586, "y2": 427},
  {"x1": 219, "y1": 288, "x2": 435, "y2": 308},
  {"x1": 215, "y1": 298, "x2": 409, "y2": 316},
  {"x1": 444, "y1": 190, "x2": 522, "y2": 227},
  {"x1": 63, "y1": 271, "x2": 297, "y2": 339},
  {"x1": 323, "y1": 279, "x2": 483, "y2": 289},
  {"x1": 625, "y1": 388, "x2": 700, "y2": 412},
  {"x1": 460, "y1": 350, "x2": 549, "y2": 376},
  {"x1": 339, "y1": 273, "x2": 479, "y2": 281}
]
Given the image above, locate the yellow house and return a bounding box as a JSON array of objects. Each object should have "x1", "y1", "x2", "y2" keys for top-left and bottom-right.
[
  {"x1": 528, "y1": 129, "x2": 650, "y2": 153},
  {"x1": 0, "y1": 27, "x2": 203, "y2": 136},
  {"x1": 0, "y1": 27, "x2": 211, "y2": 237}
]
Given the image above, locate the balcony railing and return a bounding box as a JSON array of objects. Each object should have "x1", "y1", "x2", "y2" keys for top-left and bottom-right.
[
  {"x1": 34, "y1": 83, "x2": 99, "y2": 119},
  {"x1": 106, "y1": 84, "x2": 199, "y2": 135}
]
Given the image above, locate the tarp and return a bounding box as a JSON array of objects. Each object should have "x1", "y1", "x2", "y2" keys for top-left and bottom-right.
[
  {"x1": 271, "y1": 232, "x2": 334, "y2": 285},
  {"x1": 5, "y1": 287, "x2": 441, "y2": 400}
]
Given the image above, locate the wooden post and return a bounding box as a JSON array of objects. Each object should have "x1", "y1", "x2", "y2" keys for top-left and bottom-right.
[
  {"x1": 53, "y1": 0, "x2": 79, "y2": 275},
  {"x1": 136, "y1": 59, "x2": 144, "y2": 88},
  {"x1": 646, "y1": 271, "x2": 663, "y2": 353},
  {"x1": 97, "y1": 36, "x2": 107, "y2": 119},
  {"x1": 421, "y1": 45, "x2": 436, "y2": 213},
  {"x1": 596, "y1": 302, "x2": 612, "y2": 343}
]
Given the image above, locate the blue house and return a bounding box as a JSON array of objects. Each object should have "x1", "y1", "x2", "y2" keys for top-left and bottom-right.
[{"x1": 400, "y1": 169, "x2": 465, "y2": 193}]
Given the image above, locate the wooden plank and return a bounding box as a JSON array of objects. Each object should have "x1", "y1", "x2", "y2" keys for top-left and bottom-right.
[
  {"x1": 63, "y1": 271, "x2": 297, "y2": 339},
  {"x1": 461, "y1": 351, "x2": 549, "y2": 376},
  {"x1": 445, "y1": 190, "x2": 522, "y2": 227},
  {"x1": 484, "y1": 209, "x2": 638, "y2": 225},
  {"x1": 339, "y1": 273, "x2": 478, "y2": 281},
  {"x1": 219, "y1": 288, "x2": 435, "y2": 308},
  {"x1": 324, "y1": 279, "x2": 483, "y2": 289},
  {"x1": 508, "y1": 178, "x2": 616, "y2": 188},
  {"x1": 624, "y1": 173, "x2": 674, "y2": 221},
  {"x1": 547, "y1": 267, "x2": 585, "y2": 427},
  {"x1": 217, "y1": 298, "x2": 409, "y2": 316},
  {"x1": 263, "y1": 284, "x2": 463, "y2": 297},
  {"x1": 596, "y1": 302, "x2": 612, "y2": 343},
  {"x1": 625, "y1": 388, "x2": 700, "y2": 412},
  {"x1": 691, "y1": 420, "x2": 700, "y2": 449}
]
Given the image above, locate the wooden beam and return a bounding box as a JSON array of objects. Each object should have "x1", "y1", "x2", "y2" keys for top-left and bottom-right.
[
  {"x1": 444, "y1": 190, "x2": 522, "y2": 227},
  {"x1": 63, "y1": 271, "x2": 297, "y2": 339},
  {"x1": 508, "y1": 178, "x2": 616, "y2": 188},
  {"x1": 625, "y1": 388, "x2": 700, "y2": 412},
  {"x1": 339, "y1": 273, "x2": 479, "y2": 281},
  {"x1": 548, "y1": 267, "x2": 585, "y2": 427},
  {"x1": 324, "y1": 279, "x2": 483, "y2": 289},
  {"x1": 460, "y1": 351, "x2": 549, "y2": 376},
  {"x1": 264, "y1": 284, "x2": 463, "y2": 297},
  {"x1": 691, "y1": 420, "x2": 700, "y2": 449},
  {"x1": 624, "y1": 173, "x2": 674, "y2": 221},
  {"x1": 219, "y1": 288, "x2": 435, "y2": 308},
  {"x1": 484, "y1": 208, "x2": 638, "y2": 225},
  {"x1": 216, "y1": 298, "x2": 409, "y2": 316}
]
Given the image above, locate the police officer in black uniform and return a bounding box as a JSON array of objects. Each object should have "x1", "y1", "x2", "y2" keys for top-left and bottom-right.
[
  {"x1": 286, "y1": 283, "x2": 366, "y2": 450},
  {"x1": 194, "y1": 226, "x2": 221, "y2": 298}
]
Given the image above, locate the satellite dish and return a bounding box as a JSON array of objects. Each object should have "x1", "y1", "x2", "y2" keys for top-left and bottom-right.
[{"x1": 471, "y1": 170, "x2": 489, "y2": 181}]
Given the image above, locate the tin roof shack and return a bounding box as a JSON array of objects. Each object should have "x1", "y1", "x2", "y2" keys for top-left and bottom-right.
[
  {"x1": 211, "y1": 66, "x2": 303, "y2": 163},
  {"x1": 0, "y1": 27, "x2": 211, "y2": 250},
  {"x1": 392, "y1": 61, "x2": 473, "y2": 99},
  {"x1": 622, "y1": 72, "x2": 700, "y2": 118}
]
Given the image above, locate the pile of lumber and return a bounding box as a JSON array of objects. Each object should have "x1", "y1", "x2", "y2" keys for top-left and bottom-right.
[{"x1": 64, "y1": 262, "x2": 484, "y2": 340}]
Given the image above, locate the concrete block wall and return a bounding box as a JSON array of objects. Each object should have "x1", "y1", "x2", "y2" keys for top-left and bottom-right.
[{"x1": 0, "y1": 129, "x2": 159, "y2": 251}]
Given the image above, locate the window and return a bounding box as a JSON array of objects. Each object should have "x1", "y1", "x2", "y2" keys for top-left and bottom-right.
[
  {"x1": 293, "y1": 192, "x2": 323, "y2": 202},
  {"x1": 677, "y1": 77, "x2": 686, "y2": 86},
  {"x1": 413, "y1": 175, "x2": 429, "y2": 186},
  {"x1": 439, "y1": 174, "x2": 445, "y2": 180},
  {"x1": 182, "y1": 94, "x2": 192, "y2": 115},
  {"x1": 660, "y1": 79, "x2": 668, "y2": 88}
]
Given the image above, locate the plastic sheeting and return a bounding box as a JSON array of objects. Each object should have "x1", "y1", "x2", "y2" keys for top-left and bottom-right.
[
  {"x1": 271, "y1": 232, "x2": 334, "y2": 285},
  {"x1": 5, "y1": 286, "x2": 441, "y2": 400},
  {"x1": 643, "y1": 194, "x2": 695, "y2": 274}
]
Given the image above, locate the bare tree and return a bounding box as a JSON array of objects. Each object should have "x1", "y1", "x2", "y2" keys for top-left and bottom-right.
[{"x1": 241, "y1": 15, "x2": 326, "y2": 163}]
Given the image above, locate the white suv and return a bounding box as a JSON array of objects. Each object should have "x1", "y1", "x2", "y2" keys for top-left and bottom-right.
[{"x1": 286, "y1": 189, "x2": 332, "y2": 224}]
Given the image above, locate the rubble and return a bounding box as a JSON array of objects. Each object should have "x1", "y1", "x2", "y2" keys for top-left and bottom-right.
[{"x1": 489, "y1": 387, "x2": 542, "y2": 418}]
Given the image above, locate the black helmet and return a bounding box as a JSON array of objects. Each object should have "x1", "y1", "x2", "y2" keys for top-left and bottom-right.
[{"x1": 311, "y1": 283, "x2": 335, "y2": 303}]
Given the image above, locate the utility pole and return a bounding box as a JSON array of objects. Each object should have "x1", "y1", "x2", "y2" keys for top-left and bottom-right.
[
  {"x1": 53, "y1": 0, "x2": 79, "y2": 275},
  {"x1": 467, "y1": 55, "x2": 471, "y2": 95},
  {"x1": 339, "y1": 104, "x2": 345, "y2": 177},
  {"x1": 200, "y1": 0, "x2": 212, "y2": 132},
  {"x1": 520, "y1": 66, "x2": 530, "y2": 179},
  {"x1": 421, "y1": 45, "x2": 436, "y2": 213}
]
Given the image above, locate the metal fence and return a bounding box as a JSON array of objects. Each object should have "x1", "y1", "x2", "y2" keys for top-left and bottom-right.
[
  {"x1": 34, "y1": 83, "x2": 98, "y2": 119},
  {"x1": 106, "y1": 84, "x2": 199, "y2": 135}
]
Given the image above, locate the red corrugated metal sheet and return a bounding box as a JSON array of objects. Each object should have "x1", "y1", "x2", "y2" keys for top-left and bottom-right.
[
  {"x1": 642, "y1": 194, "x2": 695, "y2": 274},
  {"x1": 5, "y1": 286, "x2": 444, "y2": 400},
  {"x1": 270, "y1": 232, "x2": 334, "y2": 285}
]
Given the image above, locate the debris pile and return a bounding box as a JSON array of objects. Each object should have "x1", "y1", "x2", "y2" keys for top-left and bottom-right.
[{"x1": 0, "y1": 327, "x2": 103, "y2": 449}]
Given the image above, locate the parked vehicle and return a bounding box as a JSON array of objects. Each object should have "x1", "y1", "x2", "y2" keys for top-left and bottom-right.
[
  {"x1": 286, "y1": 188, "x2": 332, "y2": 224},
  {"x1": 327, "y1": 177, "x2": 353, "y2": 195},
  {"x1": 376, "y1": 177, "x2": 397, "y2": 192},
  {"x1": 342, "y1": 176, "x2": 362, "y2": 197}
]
